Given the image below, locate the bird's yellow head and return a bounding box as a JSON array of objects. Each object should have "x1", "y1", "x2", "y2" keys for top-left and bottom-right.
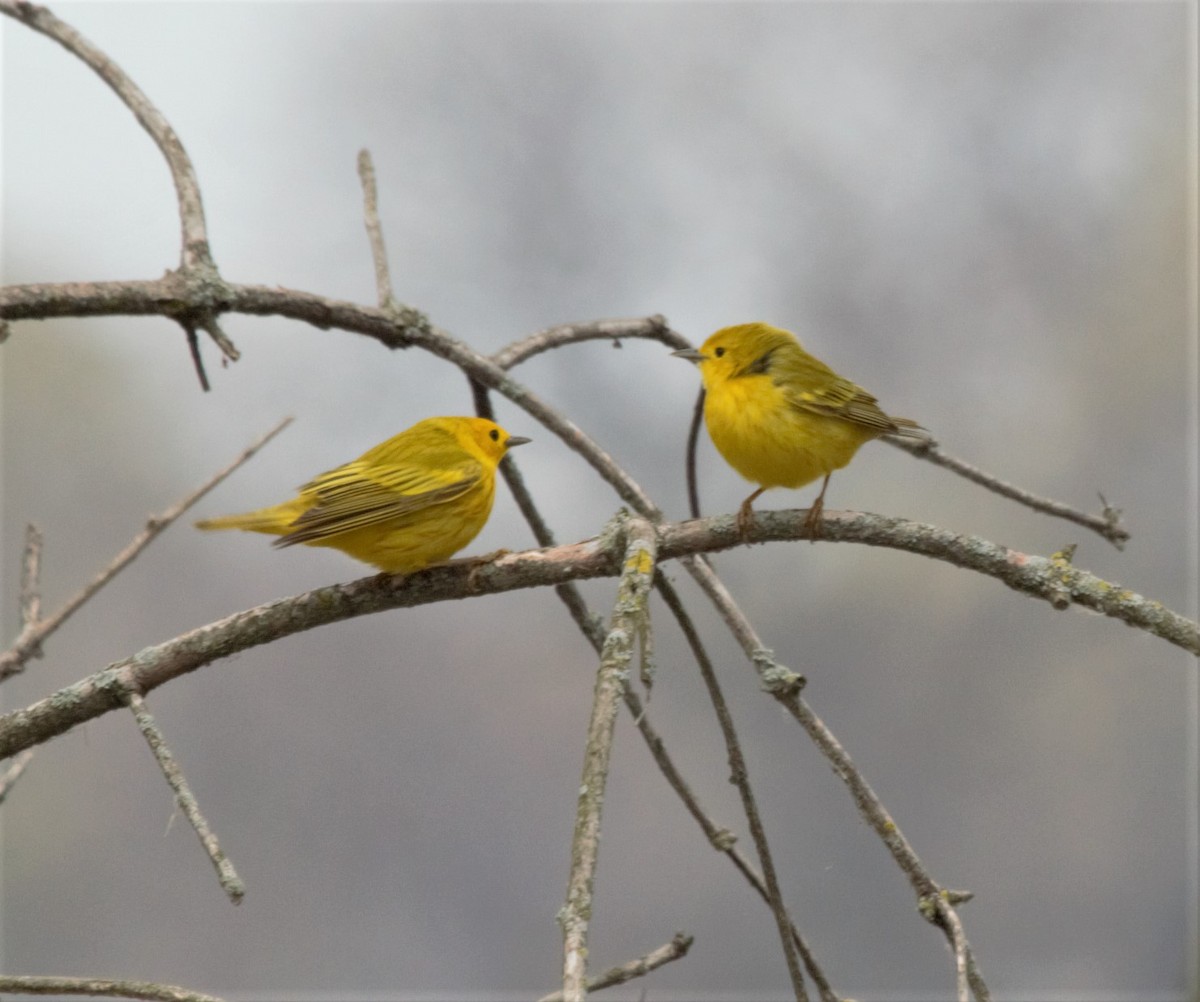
[
  {"x1": 438, "y1": 416, "x2": 531, "y2": 469},
  {"x1": 674, "y1": 322, "x2": 799, "y2": 390}
]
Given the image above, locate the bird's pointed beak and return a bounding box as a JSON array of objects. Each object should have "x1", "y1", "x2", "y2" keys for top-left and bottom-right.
[
  {"x1": 505, "y1": 435, "x2": 532, "y2": 449},
  {"x1": 672, "y1": 347, "x2": 707, "y2": 364}
]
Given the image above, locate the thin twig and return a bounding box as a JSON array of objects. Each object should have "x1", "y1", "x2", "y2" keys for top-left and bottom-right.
[
  {"x1": 183, "y1": 323, "x2": 210, "y2": 392},
  {"x1": 656, "y1": 573, "x2": 819, "y2": 1000},
  {"x1": 357, "y1": 148, "x2": 395, "y2": 309},
  {"x1": 560, "y1": 515, "x2": 658, "y2": 1001},
  {"x1": 685, "y1": 385, "x2": 706, "y2": 519},
  {"x1": 0, "y1": 0, "x2": 210, "y2": 270},
  {"x1": 200, "y1": 317, "x2": 240, "y2": 362},
  {"x1": 0, "y1": 975, "x2": 222, "y2": 1002},
  {"x1": 19, "y1": 524, "x2": 43, "y2": 644},
  {"x1": 0, "y1": 417, "x2": 293, "y2": 681},
  {"x1": 683, "y1": 552, "x2": 988, "y2": 996},
  {"x1": 0, "y1": 748, "x2": 35, "y2": 805},
  {"x1": 123, "y1": 690, "x2": 244, "y2": 904},
  {"x1": 537, "y1": 932, "x2": 693, "y2": 1002},
  {"x1": 490, "y1": 315, "x2": 685, "y2": 370},
  {"x1": 919, "y1": 892, "x2": 990, "y2": 1002},
  {"x1": 887, "y1": 436, "x2": 1130, "y2": 549}
]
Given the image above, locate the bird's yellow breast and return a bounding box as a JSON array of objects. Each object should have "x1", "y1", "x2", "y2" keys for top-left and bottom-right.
[{"x1": 704, "y1": 373, "x2": 877, "y2": 490}]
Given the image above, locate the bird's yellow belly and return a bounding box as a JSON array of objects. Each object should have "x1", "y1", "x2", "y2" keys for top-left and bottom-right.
[
  {"x1": 705, "y1": 377, "x2": 876, "y2": 490},
  {"x1": 305, "y1": 485, "x2": 495, "y2": 574}
]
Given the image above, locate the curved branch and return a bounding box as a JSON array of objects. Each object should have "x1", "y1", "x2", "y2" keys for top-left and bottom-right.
[
  {"x1": 1, "y1": 266, "x2": 1129, "y2": 560},
  {"x1": 490, "y1": 315, "x2": 684, "y2": 370},
  {"x1": 0, "y1": 0, "x2": 210, "y2": 270},
  {"x1": 2, "y1": 509, "x2": 1193, "y2": 763}
]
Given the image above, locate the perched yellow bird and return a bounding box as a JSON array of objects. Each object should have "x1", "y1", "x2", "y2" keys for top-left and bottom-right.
[
  {"x1": 196, "y1": 416, "x2": 530, "y2": 573},
  {"x1": 674, "y1": 322, "x2": 928, "y2": 537}
]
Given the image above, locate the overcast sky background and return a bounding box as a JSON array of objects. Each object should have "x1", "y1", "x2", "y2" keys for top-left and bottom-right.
[{"x1": 1, "y1": 3, "x2": 1195, "y2": 1000}]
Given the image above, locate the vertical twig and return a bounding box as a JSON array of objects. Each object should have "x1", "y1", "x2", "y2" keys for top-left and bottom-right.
[
  {"x1": 124, "y1": 689, "x2": 244, "y2": 905},
  {"x1": 19, "y1": 524, "x2": 43, "y2": 655},
  {"x1": 685, "y1": 386, "x2": 706, "y2": 519},
  {"x1": 560, "y1": 516, "x2": 657, "y2": 1001},
  {"x1": 357, "y1": 148, "x2": 395, "y2": 309},
  {"x1": 183, "y1": 323, "x2": 210, "y2": 391}
]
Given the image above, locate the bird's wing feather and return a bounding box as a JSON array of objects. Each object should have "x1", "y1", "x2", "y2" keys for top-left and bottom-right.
[
  {"x1": 282, "y1": 456, "x2": 484, "y2": 542},
  {"x1": 768, "y1": 345, "x2": 900, "y2": 434}
]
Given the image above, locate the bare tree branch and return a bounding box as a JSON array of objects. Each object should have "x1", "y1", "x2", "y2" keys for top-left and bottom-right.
[
  {"x1": 183, "y1": 322, "x2": 210, "y2": 391},
  {"x1": 560, "y1": 515, "x2": 657, "y2": 1000},
  {"x1": 681, "y1": 550, "x2": 988, "y2": 996},
  {"x1": 888, "y1": 435, "x2": 1131, "y2": 549},
  {"x1": 655, "y1": 573, "x2": 816, "y2": 1000},
  {"x1": 19, "y1": 524, "x2": 43, "y2": 644},
  {"x1": 0, "y1": 748, "x2": 35, "y2": 805},
  {"x1": 357, "y1": 148, "x2": 396, "y2": 309},
  {"x1": 473, "y1": 381, "x2": 840, "y2": 997},
  {"x1": 685, "y1": 385, "x2": 706, "y2": 520},
  {"x1": 537, "y1": 932, "x2": 694, "y2": 1002},
  {"x1": 0, "y1": 417, "x2": 294, "y2": 680},
  {"x1": 0, "y1": 975, "x2": 222, "y2": 1002},
  {"x1": 920, "y1": 891, "x2": 990, "y2": 1002},
  {"x1": 0, "y1": 0, "x2": 210, "y2": 270},
  {"x1": 3, "y1": 509, "x2": 1193, "y2": 763},
  {"x1": 124, "y1": 691, "x2": 244, "y2": 904},
  {"x1": 491, "y1": 315, "x2": 684, "y2": 370}
]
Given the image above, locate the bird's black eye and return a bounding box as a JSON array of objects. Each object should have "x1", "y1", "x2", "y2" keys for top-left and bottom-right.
[
  {"x1": 490, "y1": 428, "x2": 500, "y2": 441},
  {"x1": 714, "y1": 346, "x2": 726, "y2": 358}
]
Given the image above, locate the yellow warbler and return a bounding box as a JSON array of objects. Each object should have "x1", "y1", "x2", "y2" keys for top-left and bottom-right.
[
  {"x1": 674, "y1": 322, "x2": 927, "y2": 536},
  {"x1": 196, "y1": 416, "x2": 530, "y2": 573}
]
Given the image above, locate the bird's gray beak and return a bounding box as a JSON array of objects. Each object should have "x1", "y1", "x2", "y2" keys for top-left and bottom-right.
[
  {"x1": 671, "y1": 347, "x2": 707, "y2": 364},
  {"x1": 506, "y1": 436, "x2": 532, "y2": 448}
]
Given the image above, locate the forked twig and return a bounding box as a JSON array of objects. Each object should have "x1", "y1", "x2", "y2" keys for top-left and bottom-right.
[
  {"x1": 0, "y1": 417, "x2": 293, "y2": 681},
  {"x1": 537, "y1": 932, "x2": 693, "y2": 1002}
]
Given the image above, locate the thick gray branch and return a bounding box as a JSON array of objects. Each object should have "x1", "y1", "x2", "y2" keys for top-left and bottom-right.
[{"x1": 1, "y1": 510, "x2": 1193, "y2": 763}]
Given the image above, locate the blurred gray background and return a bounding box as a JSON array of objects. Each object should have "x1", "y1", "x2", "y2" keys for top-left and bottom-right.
[{"x1": 1, "y1": 3, "x2": 1194, "y2": 1000}]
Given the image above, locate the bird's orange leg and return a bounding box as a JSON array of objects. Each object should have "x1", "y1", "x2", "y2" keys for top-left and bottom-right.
[
  {"x1": 736, "y1": 487, "x2": 766, "y2": 539},
  {"x1": 803, "y1": 474, "x2": 832, "y2": 541}
]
